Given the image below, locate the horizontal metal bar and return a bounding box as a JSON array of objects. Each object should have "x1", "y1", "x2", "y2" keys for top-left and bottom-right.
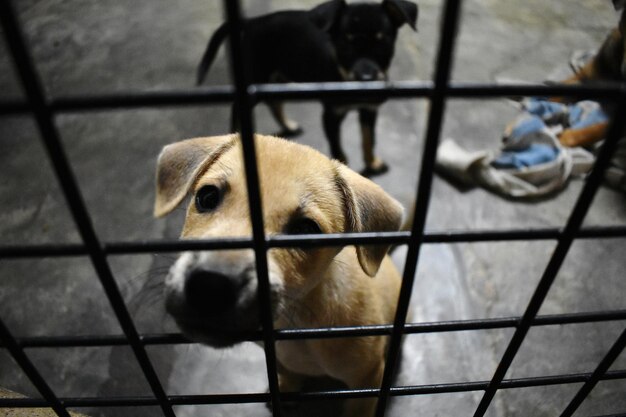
[
  {"x1": 0, "y1": 243, "x2": 88, "y2": 258},
  {"x1": 589, "y1": 414, "x2": 626, "y2": 417},
  {"x1": 0, "y1": 87, "x2": 235, "y2": 116},
  {"x1": 394, "y1": 369, "x2": 626, "y2": 396},
  {"x1": 1, "y1": 82, "x2": 623, "y2": 116},
  {"x1": 250, "y1": 80, "x2": 433, "y2": 101},
  {"x1": 1, "y1": 226, "x2": 625, "y2": 259},
  {"x1": 577, "y1": 226, "x2": 626, "y2": 239},
  {"x1": 12, "y1": 334, "x2": 130, "y2": 348},
  {"x1": 169, "y1": 393, "x2": 269, "y2": 405},
  {"x1": 532, "y1": 310, "x2": 626, "y2": 326},
  {"x1": 0, "y1": 97, "x2": 29, "y2": 115},
  {"x1": 1, "y1": 369, "x2": 625, "y2": 408},
  {"x1": 252, "y1": 81, "x2": 623, "y2": 101},
  {"x1": 51, "y1": 87, "x2": 235, "y2": 111},
  {"x1": 112, "y1": 308, "x2": 626, "y2": 341},
  {"x1": 7, "y1": 309, "x2": 626, "y2": 348},
  {"x1": 108, "y1": 237, "x2": 254, "y2": 254},
  {"x1": 447, "y1": 82, "x2": 623, "y2": 99}
]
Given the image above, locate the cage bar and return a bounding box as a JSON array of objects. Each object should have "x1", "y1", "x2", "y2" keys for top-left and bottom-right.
[
  {"x1": 375, "y1": 0, "x2": 463, "y2": 416},
  {"x1": 221, "y1": 0, "x2": 283, "y2": 415},
  {"x1": 472, "y1": 92, "x2": 626, "y2": 417},
  {"x1": 0, "y1": 1, "x2": 175, "y2": 416}
]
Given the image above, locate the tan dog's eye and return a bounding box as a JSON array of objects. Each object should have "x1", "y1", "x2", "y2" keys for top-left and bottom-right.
[
  {"x1": 285, "y1": 218, "x2": 322, "y2": 235},
  {"x1": 195, "y1": 185, "x2": 221, "y2": 212}
]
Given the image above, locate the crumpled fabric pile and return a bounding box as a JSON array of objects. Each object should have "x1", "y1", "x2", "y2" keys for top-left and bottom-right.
[{"x1": 435, "y1": 97, "x2": 626, "y2": 198}]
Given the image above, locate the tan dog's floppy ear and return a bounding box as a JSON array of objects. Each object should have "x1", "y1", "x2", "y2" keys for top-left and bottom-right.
[
  {"x1": 336, "y1": 164, "x2": 404, "y2": 277},
  {"x1": 154, "y1": 135, "x2": 237, "y2": 218}
]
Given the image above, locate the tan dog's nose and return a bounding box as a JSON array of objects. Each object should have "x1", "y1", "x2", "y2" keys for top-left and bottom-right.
[{"x1": 184, "y1": 269, "x2": 239, "y2": 315}]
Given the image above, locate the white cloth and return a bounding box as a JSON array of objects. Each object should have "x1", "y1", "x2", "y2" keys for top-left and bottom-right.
[{"x1": 436, "y1": 138, "x2": 595, "y2": 198}]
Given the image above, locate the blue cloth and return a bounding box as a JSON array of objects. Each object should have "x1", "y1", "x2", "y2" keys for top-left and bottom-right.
[
  {"x1": 523, "y1": 98, "x2": 609, "y2": 130},
  {"x1": 525, "y1": 98, "x2": 567, "y2": 120},
  {"x1": 491, "y1": 144, "x2": 560, "y2": 169},
  {"x1": 493, "y1": 98, "x2": 610, "y2": 170},
  {"x1": 508, "y1": 115, "x2": 548, "y2": 143},
  {"x1": 569, "y1": 102, "x2": 609, "y2": 129}
]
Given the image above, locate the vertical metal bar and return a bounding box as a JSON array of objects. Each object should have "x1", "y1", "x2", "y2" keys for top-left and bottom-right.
[
  {"x1": 0, "y1": 2, "x2": 175, "y2": 416},
  {"x1": 221, "y1": 0, "x2": 282, "y2": 415},
  {"x1": 0, "y1": 317, "x2": 70, "y2": 417},
  {"x1": 374, "y1": 1, "x2": 463, "y2": 416},
  {"x1": 472, "y1": 91, "x2": 626, "y2": 417},
  {"x1": 559, "y1": 327, "x2": 626, "y2": 417}
]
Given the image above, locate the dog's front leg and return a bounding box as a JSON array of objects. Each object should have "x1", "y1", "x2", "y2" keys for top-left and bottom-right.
[
  {"x1": 559, "y1": 122, "x2": 609, "y2": 147},
  {"x1": 322, "y1": 105, "x2": 348, "y2": 163},
  {"x1": 343, "y1": 361, "x2": 384, "y2": 417},
  {"x1": 275, "y1": 367, "x2": 307, "y2": 413},
  {"x1": 277, "y1": 367, "x2": 306, "y2": 393},
  {"x1": 359, "y1": 108, "x2": 388, "y2": 176},
  {"x1": 268, "y1": 101, "x2": 303, "y2": 137}
]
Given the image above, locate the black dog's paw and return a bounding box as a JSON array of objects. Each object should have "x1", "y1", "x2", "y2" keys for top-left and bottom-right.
[
  {"x1": 275, "y1": 126, "x2": 304, "y2": 138},
  {"x1": 265, "y1": 400, "x2": 300, "y2": 416},
  {"x1": 361, "y1": 162, "x2": 389, "y2": 177}
]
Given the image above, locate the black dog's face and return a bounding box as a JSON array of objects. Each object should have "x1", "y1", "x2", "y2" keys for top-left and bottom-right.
[
  {"x1": 333, "y1": 4, "x2": 399, "y2": 81},
  {"x1": 315, "y1": 0, "x2": 418, "y2": 82}
]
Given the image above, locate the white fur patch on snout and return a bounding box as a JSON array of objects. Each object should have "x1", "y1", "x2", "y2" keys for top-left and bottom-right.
[
  {"x1": 166, "y1": 251, "x2": 195, "y2": 295},
  {"x1": 165, "y1": 250, "x2": 285, "y2": 314}
]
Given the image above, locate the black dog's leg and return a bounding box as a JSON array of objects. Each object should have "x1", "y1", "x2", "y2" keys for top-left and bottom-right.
[
  {"x1": 268, "y1": 101, "x2": 303, "y2": 138},
  {"x1": 322, "y1": 105, "x2": 348, "y2": 163},
  {"x1": 359, "y1": 107, "x2": 388, "y2": 177},
  {"x1": 230, "y1": 104, "x2": 241, "y2": 134}
]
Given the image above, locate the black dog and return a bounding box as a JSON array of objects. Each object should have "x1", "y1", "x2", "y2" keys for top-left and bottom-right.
[{"x1": 197, "y1": 0, "x2": 418, "y2": 176}]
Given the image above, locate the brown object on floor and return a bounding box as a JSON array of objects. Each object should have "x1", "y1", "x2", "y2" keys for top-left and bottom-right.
[
  {"x1": 0, "y1": 388, "x2": 89, "y2": 417},
  {"x1": 559, "y1": 121, "x2": 610, "y2": 147},
  {"x1": 551, "y1": 4, "x2": 625, "y2": 147}
]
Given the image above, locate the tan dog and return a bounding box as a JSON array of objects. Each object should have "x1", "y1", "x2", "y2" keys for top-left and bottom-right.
[{"x1": 154, "y1": 134, "x2": 404, "y2": 417}]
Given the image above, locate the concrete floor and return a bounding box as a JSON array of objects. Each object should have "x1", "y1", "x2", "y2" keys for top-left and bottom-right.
[{"x1": 1, "y1": 0, "x2": 625, "y2": 416}]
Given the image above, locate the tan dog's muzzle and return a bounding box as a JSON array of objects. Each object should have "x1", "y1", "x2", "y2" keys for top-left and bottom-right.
[{"x1": 165, "y1": 249, "x2": 279, "y2": 347}]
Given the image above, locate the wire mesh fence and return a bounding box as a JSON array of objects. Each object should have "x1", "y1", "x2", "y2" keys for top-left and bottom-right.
[{"x1": 1, "y1": 0, "x2": 625, "y2": 416}]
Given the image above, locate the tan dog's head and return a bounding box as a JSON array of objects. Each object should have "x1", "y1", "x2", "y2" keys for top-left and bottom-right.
[{"x1": 154, "y1": 134, "x2": 403, "y2": 347}]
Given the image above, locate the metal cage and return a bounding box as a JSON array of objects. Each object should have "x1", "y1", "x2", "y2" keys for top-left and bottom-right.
[{"x1": 1, "y1": 0, "x2": 626, "y2": 416}]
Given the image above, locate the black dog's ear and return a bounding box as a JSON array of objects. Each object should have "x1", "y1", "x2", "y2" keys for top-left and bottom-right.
[
  {"x1": 309, "y1": 0, "x2": 346, "y2": 32},
  {"x1": 613, "y1": 0, "x2": 626, "y2": 10},
  {"x1": 383, "y1": 0, "x2": 418, "y2": 31}
]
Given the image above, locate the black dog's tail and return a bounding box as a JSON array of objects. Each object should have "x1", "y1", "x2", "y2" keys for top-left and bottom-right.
[{"x1": 196, "y1": 22, "x2": 230, "y2": 85}]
